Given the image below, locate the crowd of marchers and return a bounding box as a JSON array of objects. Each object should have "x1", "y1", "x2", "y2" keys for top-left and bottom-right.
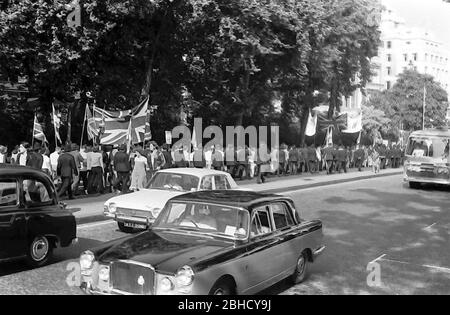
[{"x1": 0, "y1": 141, "x2": 404, "y2": 200}]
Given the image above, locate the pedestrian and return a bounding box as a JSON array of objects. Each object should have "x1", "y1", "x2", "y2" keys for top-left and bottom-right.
[
  {"x1": 17, "y1": 142, "x2": 30, "y2": 166},
  {"x1": 307, "y1": 145, "x2": 317, "y2": 174},
  {"x1": 161, "y1": 144, "x2": 173, "y2": 169},
  {"x1": 130, "y1": 148, "x2": 148, "y2": 191},
  {"x1": 192, "y1": 145, "x2": 206, "y2": 169},
  {"x1": 0, "y1": 146, "x2": 7, "y2": 164},
  {"x1": 57, "y1": 144, "x2": 79, "y2": 200},
  {"x1": 278, "y1": 144, "x2": 288, "y2": 176},
  {"x1": 371, "y1": 149, "x2": 381, "y2": 174},
  {"x1": 354, "y1": 145, "x2": 365, "y2": 172},
  {"x1": 113, "y1": 144, "x2": 131, "y2": 194},
  {"x1": 336, "y1": 145, "x2": 348, "y2": 173},
  {"x1": 150, "y1": 142, "x2": 166, "y2": 178},
  {"x1": 41, "y1": 147, "x2": 52, "y2": 176},
  {"x1": 212, "y1": 145, "x2": 225, "y2": 171},
  {"x1": 102, "y1": 145, "x2": 113, "y2": 193},
  {"x1": 288, "y1": 145, "x2": 298, "y2": 175},
  {"x1": 236, "y1": 146, "x2": 250, "y2": 180},
  {"x1": 248, "y1": 146, "x2": 257, "y2": 178},
  {"x1": 79, "y1": 145, "x2": 89, "y2": 195},
  {"x1": 70, "y1": 143, "x2": 85, "y2": 196},
  {"x1": 225, "y1": 144, "x2": 237, "y2": 177},
  {"x1": 173, "y1": 145, "x2": 188, "y2": 168},
  {"x1": 323, "y1": 145, "x2": 334, "y2": 174},
  {"x1": 256, "y1": 144, "x2": 271, "y2": 184},
  {"x1": 10, "y1": 145, "x2": 19, "y2": 165},
  {"x1": 26, "y1": 142, "x2": 44, "y2": 170},
  {"x1": 50, "y1": 147, "x2": 61, "y2": 179},
  {"x1": 87, "y1": 145, "x2": 104, "y2": 194}
]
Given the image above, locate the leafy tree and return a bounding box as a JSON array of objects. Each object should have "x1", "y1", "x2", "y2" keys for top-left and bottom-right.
[{"x1": 366, "y1": 70, "x2": 449, "y2": 132}]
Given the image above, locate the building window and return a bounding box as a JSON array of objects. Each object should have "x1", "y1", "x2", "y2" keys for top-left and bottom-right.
[
  {"x1": 387, "y1": 41, "x2": 392, "y2": 49},
  {"x1": 425, "y1": 66, "x2": 428, "y2": 73},
  {"x1": 387, "y1": 54, "x2": 391, "y2": 62},
  {"x1": 387, "y1": 81, "x2": 391, "y2": 90},
  {"x1": 425, "y1": 53, "x2": 428, "y2": 61},
  {"x1": 404, "y1": 54, "x2": 408, "y2": 62},
  {"x1": 413, "y1": 53, "x2": 417, "y2": 61},
  {"x1": 387, "y1": 67, "x2": 392, "y2": 75}
]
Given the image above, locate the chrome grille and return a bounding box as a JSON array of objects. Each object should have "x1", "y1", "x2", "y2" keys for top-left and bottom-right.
[
  {"x1": 111, "y1": 261, "x2": 155, "y2": 295},
  {"x1": 116, "y1": 208, "x2": 154, "y2": 219}
]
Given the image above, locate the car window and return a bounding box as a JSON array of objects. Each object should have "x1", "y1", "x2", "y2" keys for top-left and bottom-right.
[
  {"x1": 270, "y1": 202, "x2": 295, "y2": 230},
  {"x1": 214, "y1": 175, "x2": 231, "y2": 190},
  {"x1": 250, "y1": 207, "x2": 273, "y2": 238},
  {"x1": 22, "y1": 179, "x2": 53, "y2": 207},
  {"x1": 147, "y1": 173, "x2": 199, "y2": 192},
  {"x1": 0, "y1": 179, "x2": 18, "y2": 208},
  {"x1": 200, "y1": 175, "x2": 214, "y2": 190}
]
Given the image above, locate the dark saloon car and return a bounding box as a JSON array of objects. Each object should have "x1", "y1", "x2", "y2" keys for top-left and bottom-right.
[
  {"x1": 0, "y1": 165, "x2": 77, "y2": 267},
  {"x1": 79, "y1": 190, "x2": 325, "y2": 295}
]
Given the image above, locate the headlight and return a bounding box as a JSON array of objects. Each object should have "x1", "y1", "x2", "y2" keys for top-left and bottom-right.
[
  {"x1": 80, "y1": 251, "x2": 95, "y2": 271},
  {"x1": 160, "y1": 277, "x2": 174, "y2": 292},
  {"x1": 175, "y1": 266, "x2": 194, "y2": 287},
  {"x1": 151, "y1": 208, "x2": 162, "y2": 218},
  {"x1": 98, "y1": 266, "x2": 110, "y2": 282},
  {"x1": 108, "y1": 203, "x2": 117, "y2": 214}
]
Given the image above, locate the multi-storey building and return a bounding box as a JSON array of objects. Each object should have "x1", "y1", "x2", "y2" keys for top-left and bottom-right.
[{"x1": 368, "y1": 7, "x2": 450, "y2": 96}]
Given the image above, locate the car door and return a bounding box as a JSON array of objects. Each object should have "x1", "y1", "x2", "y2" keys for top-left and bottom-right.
[
  {"x1": 21, "y1": 176, "x2": 69, "y2": 244},
  {"x1": 240, "y1": 205, "x2": 284, "y2": 294},
  {"x1": 268, "y1": 202, "x2": 304, "y2": 276},
  {"x1": 0, "y1": 178, "x2": 27, "y2": 259}
]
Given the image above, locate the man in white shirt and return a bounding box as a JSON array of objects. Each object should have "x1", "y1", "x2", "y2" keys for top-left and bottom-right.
[
  {"x1": 18, "y1": 142, "x2": 30, "y2": 166},
  {"x1": 50, "y1": 147, "x2": 61, "y2": 179}
]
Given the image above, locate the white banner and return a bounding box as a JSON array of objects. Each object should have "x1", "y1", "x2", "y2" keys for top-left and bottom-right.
[
  {"x1": 342, "y1": 111, "x2": 362, "y2": 133},
  {"x1": 305, "y1": 112, "x2": 317, "y2": 137}
]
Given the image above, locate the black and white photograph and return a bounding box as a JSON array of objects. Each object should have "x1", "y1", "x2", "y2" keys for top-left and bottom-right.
[{"x1": 0, "y1": 0, "x2": 449, "y2": 299}]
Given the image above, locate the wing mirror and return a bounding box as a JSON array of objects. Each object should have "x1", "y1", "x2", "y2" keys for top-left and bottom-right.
[{"x1": 59, "y1": 202, "x2": 68, "y2": 209}]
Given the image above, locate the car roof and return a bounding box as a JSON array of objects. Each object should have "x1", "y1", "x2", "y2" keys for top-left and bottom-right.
[
  {"x1": 0, "y1": 165, "x2": 51, "y2": 182},
  {"x1": 157, "y1": 168, "x2": 231, "y2": 177},
  {"x1": 169, "y1": 190, "x2": 294, "y2": 211},
  {"x1": 410, "y1": 129, "x2": 450, "y2": 138}
]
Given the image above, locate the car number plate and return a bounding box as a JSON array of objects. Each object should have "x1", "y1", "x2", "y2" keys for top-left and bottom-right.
[{"x1": 124, "y1": 222, "x2": 147, "y2": 229}]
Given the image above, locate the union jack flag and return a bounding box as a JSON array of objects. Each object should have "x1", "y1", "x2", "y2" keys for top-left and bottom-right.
[
  {"x1": 52, "y1": 104, "x2": 62, "y2": 144},
  {"x1": 92, "y1": 97, "x2": 149, "y2": 145},
  {"x1": 85, "y1": 104, "x2": 99, "y2": 140},
  {"x1": 33, "y1": 115, "x2": 48, "y2": 143}
]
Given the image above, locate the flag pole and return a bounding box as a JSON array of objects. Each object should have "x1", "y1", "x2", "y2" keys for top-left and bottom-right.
[
  {"x1": 80, "y1": 104, "x2": 87, "y2": 147},
  {"x1": 32, "y1": 114, "x2": 35, "y2": 149},
  {"x1": 52, "y1": 102, "x2": 58, "y2": 147},
  {"x1": 423, "y1": 85, "x2": 426, "y2": 130}
]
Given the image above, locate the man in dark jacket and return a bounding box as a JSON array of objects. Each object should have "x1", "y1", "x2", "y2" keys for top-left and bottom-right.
[
  {"x1": 57, "y1": 144, "x2": 79, "y2": 199},
  {"x1": 354, "y1": 145, "x2": 365, "y2": 172},
  {"x1": 113, "y1": 145, "x2": 131, "y2": 193},
  {"x1": 336, "y1": 145, "x2": 348, "y2": 173},
  {"x1": 26, "y1": 143, "x2": 44, "y2": 170}
]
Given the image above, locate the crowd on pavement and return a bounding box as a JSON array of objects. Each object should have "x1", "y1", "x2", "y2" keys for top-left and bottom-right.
[{"x1": 0, "y1": 141, "x2": 405, "y2": 200}]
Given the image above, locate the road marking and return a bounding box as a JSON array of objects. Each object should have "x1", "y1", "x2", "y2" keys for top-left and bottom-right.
[
  {"x1": 78, "y1": 220, "x2": 115, "y2": 230},
  {"x1": 370, "y1": 254, "x2": 386, "y2": 264},
  {"x1": 423, "y1": 223, "x2": 437, "y2": 231},
  {"x1": 380, "y1": 258, "x2": 450, "y2": 274}
]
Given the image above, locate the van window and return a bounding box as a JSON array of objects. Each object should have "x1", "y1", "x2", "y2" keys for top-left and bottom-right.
[{"x1": 0, "y1": 180, "x2": 18, "y2": 208}]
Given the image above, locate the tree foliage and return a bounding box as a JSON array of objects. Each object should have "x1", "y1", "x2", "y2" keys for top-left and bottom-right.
[{"x1": 0, "y1": 0, "x2": 382, "y2": 147}]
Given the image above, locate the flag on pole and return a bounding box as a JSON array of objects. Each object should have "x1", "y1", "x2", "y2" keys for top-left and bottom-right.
[
  {"x1": 52, "y1": 104, "x2": 62, "y2": 144},
  {"x1": 325, "y1": 126, "x2": 333, "y2": 147},
  {"x1": 356, "y1": 131, "x2": 361, "y2": 145},
  {"x1": 423, "y1": 85, "x2": 426, "y2": 130},
  {"x1": 85, "y1": 104, "x2": 99, "y2": 140},
  {"x1": 33, "y1": 115, "x2": 48, "y2": 143},
  {"x1": 305, "y1": 111, "x2": 317, "y2": 137},
  {"x1": 144, "y1": 108, "x2": 152, "y2": 142}
]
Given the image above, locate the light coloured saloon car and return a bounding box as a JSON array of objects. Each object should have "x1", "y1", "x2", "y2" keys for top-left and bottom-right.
[{"x1": 104, "y1": 168, "x2": 247, "y2": 233}]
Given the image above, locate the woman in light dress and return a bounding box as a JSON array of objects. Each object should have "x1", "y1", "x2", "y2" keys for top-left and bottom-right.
[{"x1": 130, "y1": 149, "x2": 148, "y2": 191}]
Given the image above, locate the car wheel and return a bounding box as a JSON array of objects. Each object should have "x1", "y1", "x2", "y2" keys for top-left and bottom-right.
[
  {"x1": 291, "y1": 251, "x2": 308, "y2": 284},
  {"x1": 209, "y1": 279, "x2": 235, "y2": 295},
  {"x1": 26, "y1": 236, "x2": 53, "y2": 268},
  {"x1": 409, "y1": 182, "x2": 421, "y2": 189},
  {"x1": 117, "y1": 222, "x2": 134, "y2": 233}
]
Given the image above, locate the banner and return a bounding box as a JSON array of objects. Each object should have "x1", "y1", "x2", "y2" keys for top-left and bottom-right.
[
  {"x1": 305, "y1": 111, "x2": 317, "y2": 137},
  {"x1": 33, "y1": 115, "x2": 48, "y2": 143},
  {"x1": 165, "y1": 131, "x2": 172, "y2": 145}
]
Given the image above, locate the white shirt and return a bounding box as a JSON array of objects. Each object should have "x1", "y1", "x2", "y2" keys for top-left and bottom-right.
[
  {"x1": 42, "y1": 155, "x2": 52, "y2": 172},
  {"x1": 19, "y1": 151, "x2": 27, "y2": 166},
  {"x1": 0, "y1": 154, "x2": 5, "y2": 164},
  {"x1": 50, "y1": 151, "x2": 60, "y2": 170}
]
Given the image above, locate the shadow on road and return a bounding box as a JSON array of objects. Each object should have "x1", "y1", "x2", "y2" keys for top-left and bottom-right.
[{"x1": 0, "y1": 237, "x2": 103, "y2": 277}]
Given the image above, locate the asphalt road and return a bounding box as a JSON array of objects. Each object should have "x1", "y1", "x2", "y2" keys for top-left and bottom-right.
[{"x1": 0, "y1": 174, "x2": 449, "y2": 295}]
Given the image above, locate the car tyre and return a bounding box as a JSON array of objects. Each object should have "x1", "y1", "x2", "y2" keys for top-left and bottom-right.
[
  {"x1": 291, "y1": 251, "x2": 309, "y2": 284},
  {"x1": 26, "y1": 236, "x2": 53, "y2": 268},
  {"x1": 209, "y1": 279, "x2": 235, "y2": 295},
  {"x1": 117, "y1": 222, "x2": 134, "y2": 233},
  {"x1": 409, "y1": 182, "x2": 421, "y2": 189}
]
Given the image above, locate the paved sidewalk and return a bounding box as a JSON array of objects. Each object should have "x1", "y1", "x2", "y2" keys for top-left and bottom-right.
[{"x1": 67, "y1": 168, "x2": 403, "y2": 225}]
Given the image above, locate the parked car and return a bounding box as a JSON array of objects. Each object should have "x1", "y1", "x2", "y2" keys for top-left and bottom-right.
[
  {"x1": 0, "y1": 165, "x2": 77, "y2": 267},
  {"x1": 80, "y1": 190, "x2": 325, "y2": 295},
  {"x1": 104, "y1": 168, "x2": 249, "y2": 233}
]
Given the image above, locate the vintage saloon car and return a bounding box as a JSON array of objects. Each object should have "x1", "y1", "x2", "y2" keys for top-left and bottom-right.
[
  {"x1": 0, "y1": 165, "x2": 77, "y2": 267},
  {"x1": 104, "y1": 168, "x2": 248, "y2": 233},
  {"x1": 80, "y1": 190, "x2": 325, "y2": 295}
]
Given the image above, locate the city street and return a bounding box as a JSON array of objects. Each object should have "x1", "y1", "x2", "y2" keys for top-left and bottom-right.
[{"x1": 0, "y1": 173, "x2": 448, "y2": 295}]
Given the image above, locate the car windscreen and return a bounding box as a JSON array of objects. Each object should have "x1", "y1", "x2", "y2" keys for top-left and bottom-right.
[
  {"x1": 146, "y1": 173, "x2": 199, "y2": 192},
  {"x1": 406, "y1": 136, "x2": 450, "y2": 160},
  {"x1": 154, "y1": 201, "x2": 249, "y2": 240}
]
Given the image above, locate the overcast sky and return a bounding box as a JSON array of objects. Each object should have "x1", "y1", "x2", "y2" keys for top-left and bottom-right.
[{"x1": 382, "y1": 0, "x2": 450, "y2": 49}]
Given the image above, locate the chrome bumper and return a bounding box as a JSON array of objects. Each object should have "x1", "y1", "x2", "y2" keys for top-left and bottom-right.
[
  {"x1": 313, "y1": 245, "x2": 326, "y2": 260},
  {"x1": 103, "y1": 212, "x2": 155, "y2": 225}
]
